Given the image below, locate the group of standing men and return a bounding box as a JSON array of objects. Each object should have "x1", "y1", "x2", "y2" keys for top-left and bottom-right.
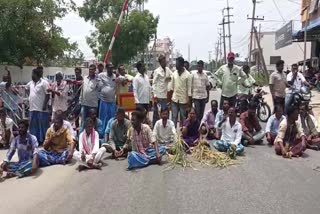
[{"x1": 2, "y1": 50, "x2": 320, "y2": 178}]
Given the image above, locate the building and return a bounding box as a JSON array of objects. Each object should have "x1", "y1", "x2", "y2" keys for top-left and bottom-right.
[
  {"x1": 145, "y1": 37, "x2": 174, "y2": 70},
  {"x1": 292, "y1": 0, "x2": 320, "y2": 71},
  {"x1": 250, "y1": 31, "x2": 311, "y2": 72}
]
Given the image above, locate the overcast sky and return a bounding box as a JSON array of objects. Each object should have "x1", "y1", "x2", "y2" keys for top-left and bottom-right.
[{"x1": 57, "y1": 0, "x2": 301, "y2": 61}]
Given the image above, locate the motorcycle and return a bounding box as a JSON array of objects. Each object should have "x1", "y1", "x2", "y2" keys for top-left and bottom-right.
[{"x1": 235, "y1": 88, "x2": 271, "y2": 122}]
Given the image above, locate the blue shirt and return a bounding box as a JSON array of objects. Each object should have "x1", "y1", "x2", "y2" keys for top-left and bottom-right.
[
  {"x1": 5, "y1": 133, "x2": 38, "y2": 163},
  {"x1": 214, "y1": 110, "x2": 225, "y2": 128},
  {"x1": 265, "y1": 114, "x2": 285, "y2": 135},
  {"x1": 105, "y1": 117, "x2": 116, "y2": 137}
]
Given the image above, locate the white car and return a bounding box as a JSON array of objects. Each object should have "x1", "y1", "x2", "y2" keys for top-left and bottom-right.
[{"x1": 204, "y1": 70, "x2": 217, "y2": 90}]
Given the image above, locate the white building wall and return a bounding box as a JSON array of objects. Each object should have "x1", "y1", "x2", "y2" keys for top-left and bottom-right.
[
  {"x1": 257, "y1": 32, "x2": 311, "y2": 71},
  {"x1": 0, "y1": 66, "x2": 89, "y2": 84}
]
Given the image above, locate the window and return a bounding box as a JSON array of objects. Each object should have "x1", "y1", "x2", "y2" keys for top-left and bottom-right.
[{"x1": 270, "y1": 56, "x2": 281, "y2": 64}]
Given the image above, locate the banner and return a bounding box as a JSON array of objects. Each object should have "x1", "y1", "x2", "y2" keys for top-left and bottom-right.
[{"x1": 275, "y1": 21, "x2": 293, "y2": 50}]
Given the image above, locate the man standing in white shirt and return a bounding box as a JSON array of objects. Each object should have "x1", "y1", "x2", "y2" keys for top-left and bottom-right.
[
  {"x1": 153, "y1": 107, "x2": 176, "y2": 146},
  {"x1": 133, "y1": 61, "x2": 151, "y2": 112},
  {"x1": 213, "y1": 107, "x2": 244, "y2": 156},
  {"x1": 215, "y1": 52, "x2": 246, "y2": 109},
  {"x1": 169, "y1": 57, "x2": 192, "y2": 127},
  {"x1": 191, "y1": 60, "x2": 210, "y2": 121},
  {"x1": 285, "y1": 63, "x2": 311, "y2": 113},
  {"x1": 26, "y1": 68, "x2": 50, "y2": 145},
  {"x1": 152, "y1": 55, "x2": 172, "y2": 126}
]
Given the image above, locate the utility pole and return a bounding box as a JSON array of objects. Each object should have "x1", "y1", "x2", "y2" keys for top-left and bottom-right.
[
  {"x1": 215, "y1": 42, "x2": 219, "y2": 68},
  {"x1": 247, "y1": 0, "x2": 264, "y2": 65},
  {"x1": 218, "y1": 28, "x2": 223, "y2": 65},
  {"x1": 219, "y1": 17, "x2": 227, "y2": 64},
  {"x1": 253, "y1": 27, "x2": 267, "y2": 77},
  {"x1": 302, "y1": 5, "x2": 309, "y2": 73},
  {"x1": 224, "y1": 0, "x2": 234, "y2": 52}
]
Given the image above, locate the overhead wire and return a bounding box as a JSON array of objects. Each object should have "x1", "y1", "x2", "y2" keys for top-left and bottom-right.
[{"x1": 272, "y1": 0, "x2": 286, "y2": 22}]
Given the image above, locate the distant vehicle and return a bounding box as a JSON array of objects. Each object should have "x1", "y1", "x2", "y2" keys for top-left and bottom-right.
[{"x1": 204, "y1": 70, "x2": 217, "y2": 90}]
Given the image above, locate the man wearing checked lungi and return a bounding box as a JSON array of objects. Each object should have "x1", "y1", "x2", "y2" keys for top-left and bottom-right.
[{"x1": 38, "y1": 116, "x2": 75, "y2": 167}]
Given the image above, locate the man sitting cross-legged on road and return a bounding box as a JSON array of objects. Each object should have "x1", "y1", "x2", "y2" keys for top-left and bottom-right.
[
  {"x1": 240, "y1": 101, "x2": 265, "y2": 146},
  {"x1": 74, "y1": 118, "x2": 106, "y2": 170},
  {"x1": 299, "y1": 103, "x2": 320, "y2": 150},
  {"x1": 38, "y1": 116, "x2": 75, "y2": 167},
  {"x1": 213, "y1": 107, "x2": 244, "y2": 156},
  {"x1": 80, "y1": 108, "x2": 104, "y2": 144},
  {"x1": 265, "y1": 105, "x2": 285, "y2": 146},
  {"x1": 126, "y1": 111, "x2": 166, "y2": 170},
  {"x1": 101, "y1": 107, "x2": 131, "y2": 158},
  {"x1": 0, "y1": 120, "x2": 39, "y2": 178},
  {"x1": 201, "y1": 100, "x2": 219, "y2": 140},
  {"x1": 274, "y1": 105, "x2": 307, "y2": 158},
  {"x1": 215, "y1": 99, "x2": 230, "y2": 139},
  {"x1": 153, "y1": 107, "x2": 176, "y2": 148}
]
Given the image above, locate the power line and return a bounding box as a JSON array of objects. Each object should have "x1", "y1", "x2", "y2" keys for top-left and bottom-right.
[{"x1": 272, "y1": 0, "x2": 286, "y2": 22}]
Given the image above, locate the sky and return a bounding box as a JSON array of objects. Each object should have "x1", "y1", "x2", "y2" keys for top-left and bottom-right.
[{"x1": 57, "y1": 0, "x2": 301, "y2": 62}]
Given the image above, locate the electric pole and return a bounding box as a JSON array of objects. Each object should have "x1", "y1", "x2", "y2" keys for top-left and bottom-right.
[
  {"x1": 247, "y1": 0, "x2": 264, "y2": 65},
  {"x1": 224, "y1": 0, "x2": 234, "y2": 52},
  {"x1": 219, "y1": 17, "x2": 227, "y2": 64},
  {"x1": 218, "y1": 28, "x2": 223, "y2": 65}
]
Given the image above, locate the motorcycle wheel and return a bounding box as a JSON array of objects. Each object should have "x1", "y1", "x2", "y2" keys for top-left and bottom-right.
[{"x1": 257, "y1": 102, "x2": 271, "y2": 123}]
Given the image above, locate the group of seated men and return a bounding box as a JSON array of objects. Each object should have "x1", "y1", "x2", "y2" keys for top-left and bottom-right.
[
  {"x1": 199, "y1": 98, "x2": 320, "y2": 159},
  {"x1": 0, "y1": 105, "x2": 174, "y2": 177},
  {"x1": 1, "y1": 94, "x2": 320, "y2": 178}
]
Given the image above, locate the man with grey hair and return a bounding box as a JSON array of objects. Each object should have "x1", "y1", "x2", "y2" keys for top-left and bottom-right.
[{"x1": 48, "y1": 71, "x2": 69, "y2": 119}]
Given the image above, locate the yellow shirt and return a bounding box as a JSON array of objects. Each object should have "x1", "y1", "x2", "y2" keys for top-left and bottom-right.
[
  {"x1": 43, "y1": 127, "x2": 74, "y2": 152},
  {"x1": 169, "y1": 69, "x2": 192, "y2": 104}
]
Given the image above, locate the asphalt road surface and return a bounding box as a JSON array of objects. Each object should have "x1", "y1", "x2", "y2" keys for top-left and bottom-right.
[{"x1": 1, "y1": 89, "x2": 320, "y2": 214}]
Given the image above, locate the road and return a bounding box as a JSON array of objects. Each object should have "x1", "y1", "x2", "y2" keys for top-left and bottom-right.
[{"x1": 1, "y1": 89, "x2": 320, "y2": 214}]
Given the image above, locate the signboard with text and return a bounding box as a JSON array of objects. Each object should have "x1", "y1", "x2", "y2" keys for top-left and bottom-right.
[{"x1": 275, "y1": 21, "x2": 293, "y2": 50}]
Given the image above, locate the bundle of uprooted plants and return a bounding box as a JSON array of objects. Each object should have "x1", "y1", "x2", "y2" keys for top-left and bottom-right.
[
  {"x1": 191, "y1": 138, "x2": 238, "y2": 168},
  {"x1": 166, "y1": 135, "x2": 193, "y2": 169}
]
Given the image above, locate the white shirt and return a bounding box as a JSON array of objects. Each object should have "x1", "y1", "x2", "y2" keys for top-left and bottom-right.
[
  {"x1": 153, "y1": 119, "x2": 176, "y2": 144},
  {"x1": 190, "y1": 70, "x2": 210, "y2": 99},
  {"x1": 152, "y1": 66, "x2": 172, "y2": 99},
  {"x1": 78, "y1": 130, "x2": 100, "y2": 155},
  {"x1": 0, "y1": 117, "x2": 14, "y2": 142},
  {"x1": 169, "y1": 69, "x2": 192, "y2": 104},
  {"x1": 50, "y1": 120, "x2": 76, "y2": 139},
  {"x1": 80, "y1": 76, "x2": 99, "y2": 107},
  {"x1": 286, "y1": 72, "x2": 306, "y2": 92},
  {"x1": 52, "y1": 81, "x2": 69, "y2": 112},
  {"x1": 218, "y1": 118, "x2": 243, "y2": 145},
  {"x1": 133, "y1": 73, "x2": 151, "y2": 104},
  {"x1": 26, "y1": 79, "x2": 50, "y2": 112}
]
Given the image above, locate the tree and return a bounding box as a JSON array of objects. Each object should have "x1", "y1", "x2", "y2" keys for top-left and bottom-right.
[
  {"x1": 0, "y1": 0, "x2": 77, "y2": 67},
  {"x1": 79, "y1": 0, "x2": 158, "y2": 66}
]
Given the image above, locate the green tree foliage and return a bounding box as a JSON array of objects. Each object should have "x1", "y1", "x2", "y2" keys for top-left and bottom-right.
[
  {"x1": 79, "y1": 0, "x2": 158, "y2": 66},
  {"x1": 0, "y1": 0, "x2": 77, "y2": 67}
]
